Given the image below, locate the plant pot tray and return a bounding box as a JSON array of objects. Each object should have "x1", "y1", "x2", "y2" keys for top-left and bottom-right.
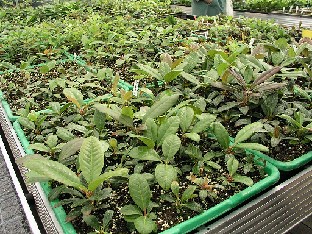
[{"x1": 12, "y1": 119, "x2": 280, "y2": 234}]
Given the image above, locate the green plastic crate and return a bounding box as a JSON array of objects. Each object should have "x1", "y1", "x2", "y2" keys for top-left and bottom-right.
[
  {"x1": 247, "y1": 149, "x2": 312, "y2": 171},
  {"x1": 13, "y1": 121, "x2": 77, "y2": 234},
  {"x1": 13, "y1": 120, "x2": 280, "y2": 234}
]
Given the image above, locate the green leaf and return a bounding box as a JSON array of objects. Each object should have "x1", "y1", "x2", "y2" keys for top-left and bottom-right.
[
  {"x1": 94, "y1": 104, "x2": 133, "y2": 127},
  {"x1": 19, "y1": 155, "x2": 85, "y2": 191},
  {"x1": 103, "y1": 210, "x2": 114, "y2": 230},
  {"x1": 59, "y1": 138, "x2": 84, "y2": 162},
  {"x1": 18, "y1": 117, "x2": 35, "y2": 130},
  {"x1": 184, "y1": 133, "x2": 200, "y2": 142},
  {"x1": 191, "y1": 113, "x2": 216, "y2": 133},
  {"x1": 129, "y1": 135, "x2": 155, "y2": 148},
  {"x1": 162, "y1": 135, "x2": 181, "y2": 162},
  {"x1": 56, "y1": 128, "x2": 75, "y2": 141},
  {"x1": 88, "y1": 168, "x2": 129, "y2": 192},
  {"x1": 50, "y1": 102, "x2": 61, "y2": 114},
  {"x1": 63, "y1": 88, "x2": 84, "y2": 109},
  {"x1": 134, "y1": 216, "x2": 156, "y2": 234},
  {"x1": 143, "y1": 94, "x2": 179, "y2": 122},
  {"x1": 205, "y1": 161, "x2": 221, "y2": 170},
  {"x1": 39, "y1": 64, "x2": 50, "y2": 74},
  {"x1": 234, "y1": 122, "x2": 263, "y2": 144},
  {"x1": 184, "y1": 201, "x2": 202, "y2": 212},
  {"x1": 120, "y1": 204, "x2": 142, "y2": 216},
  {"x1": 171, "y1": 181, "x2": 180, "y2": 197},
  {"x1": 157, "y1": 116, "x2": 180, "y2": 146},
  {"x1": 83, "y1": 215, "x2": 100, "y2": 230},
  {"x1": 227, "y1": 156, "x2": 239, "y2": 177},
  {"x1": 93, "y1": 109, "x2": 106, "y2": 132},
  {"x1": 46, "y1": 135, "x2": 58, "y2": 149},
  {"x1": 164, "y1": 70, "x2": 183, "y2": 83},
  {"x1": 180, "y1": 71, "x2": 200, "y2": 85},
  {"x1": 128, "y1": 147, "x2": 161, "y2": 161},
  {"x1": 79, "y1": 137, "x2": 105, "y2": 184},
  {"x1": 122, "y1": 106, "x2": 134, "y2": 119},
  {"x1": 233, "y1": 174, "x2": 254, "y2": 186},
  {"x1": 129, "y1": 174, "x2": 151, "y2": 211},
  {"x1": 28, "y1": 143, "x2": 50, "y2": 153},
  {"x1": 235, "y1": 143, "x2": 269, "y2": 152},
  {"x1": 145, "y1": 118, "x2": 158, "y2": 143},
  {"x1": 137, "y1": 63, "x2": 162, "y2": 80},
  {"x1": 155, "y1": 164, "x2": 177, "y2": 191},
  {"x1": 181, "y1": 185, "x2": 197, "y2": 203},
  {"x1": 279, "y1": 114, "x2": 301, "y2": 128},
  {"x1": 177, "y1": 107, "x2": 194, "y2": 132},
  {"x1": 211, "y1": 122, "x2": 230, "y2": 149}
]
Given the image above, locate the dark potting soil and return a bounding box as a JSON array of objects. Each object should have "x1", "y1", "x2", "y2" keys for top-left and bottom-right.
[
  {"x1": 59, "y1": 155, "x2": 264, "y2": 234},
  {"x1": 268, "y1": 140, "x2": 312, "y2": 162}
]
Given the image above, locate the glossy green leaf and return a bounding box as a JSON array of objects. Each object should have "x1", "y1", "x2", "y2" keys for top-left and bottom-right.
[
  {"x1": 181, "y1": 185, "x2": 197, "y2": 203},
  {"x1": 59, "y1": 138, "x2": 84, "y2": 162},
  {"x1": 180, "y1": 71, "x2": 200, "y2": 85},
  {"x1": 39, "y1": 64, "x2": 50, "y2": 74},
  {"x1": 211, "y1": 122, "x2": 230, "y2": 149},
  {"x1": 128, "y1": 147, "x2": 161, "y2": 161},
  {"x1": 164, "y1": 70, "x2": 183, "y2": 83},
  {"x1": 129, "y1": 174, "x2": 151, "y2": 211},
  {"x1": 171, "y1": 181, "x2": 180, "y2": 197},
  {"x1": 155, "y1": 164, "x2": 177, "y2": 191},
  {"x1": 162, "y1": 135, "x2": 181, "y2": 162},
  {"x1": 184, "y1": 133, "x2": 200, "y2": 142},
  {"x1": 234, "y1": 122, "x2": 263, "y2": 143},
  {"x1": 143, "y1": 94, "x2": 179, "y2": 122},
  {"x1": 20, "y1": 155, "x2": 85, "y2": 191},
  {"x1": 235, "y1": 143, "x2": 269, "y2": 152},
  {"x1": 134, "y1": 216, "x2": 156, "y2": 234},
  {"x1": 177, "y1": 106, "x2": 194, "y2": 132},
  {"x1": 28, "y1": 143, "x2": 50, "y2": 153},
  {"x1": 79, "y1": 137, "x2": 105, "y2": 184},
  {"x1": 83, "y1": 215, "x2": 100, "y2": 230},
  {"x1": 46, "y1": 135, "x2": 58, "y2": 149},
  {"x1": 120, "y1": 204, "x2": 142, "y2": 216},
  {"x1": 191, "y1": 113, "x2": 216, "y2": 133},
  {"x1": 18, "y1": 117, "x2": 35, "y2": 130},
  {"x1": 227, "y1": 156, "x2": 239, "y2": 177},
  {"x1": 63, "y1": 88, "x2": 84, "y2": 109},
  {"x1": 157, "y1": 116, "x2": 180, "y2": 146},
  {"x1": 88, "y1": 168, "x2": 129, "y2": 192},
  {"x1": 145, "y1": 118, "x2": 158, "y2": 143},
  {"x1": 93, "y1": 109, "x2": 106, "y2": 132},
  {"x1": 94, "y1": 104, "x2": 133, "y2": 127},
  {"x1": 56, "y1": 128, "x2": 75, "y2": 141},
  {"x1": 137, "y1": 63, "x2": 161, "y2": 80},
  {"x1": 279, "y1": 114, "x2": 301, "y2": 128},
  {"x1": 233, "y1": 174, "x2": 254, "y2": 186},
  {"x1": 129, "y1": 135, "x2": 155, "y2": 148}
]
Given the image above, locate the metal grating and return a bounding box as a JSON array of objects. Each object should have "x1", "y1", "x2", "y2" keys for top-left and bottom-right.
[{"x1": 198, "y1": 166, "x2": 312, "y2": 234}]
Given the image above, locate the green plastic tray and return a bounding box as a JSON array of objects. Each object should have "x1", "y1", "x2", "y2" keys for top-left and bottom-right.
[
  {"x1": 230, "y1": 136, "x2": 312, "y2": 171},
  {"x1": 247, "y1": 149, "x2": 312, "y2": 171},
  {"x1": 0, "y1": 91, "x2": 18, "y2": 122},
  {"x1": 13, "y1": 120, "x2": 280, "y2": 234},
  {"x1": 12, "y1": 121, "x2": 76, "y2": 234}
]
